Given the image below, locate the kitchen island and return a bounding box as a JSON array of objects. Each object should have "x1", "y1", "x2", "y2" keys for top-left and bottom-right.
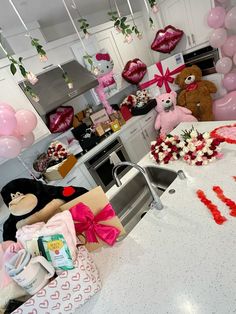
[{"x1": 78, "y1": 121, "x2": 236, "y2": 314}]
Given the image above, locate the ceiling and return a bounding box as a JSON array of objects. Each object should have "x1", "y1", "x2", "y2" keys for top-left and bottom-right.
[{"x1": 0, "y1": 0, "x2": 140, "y2": 32}]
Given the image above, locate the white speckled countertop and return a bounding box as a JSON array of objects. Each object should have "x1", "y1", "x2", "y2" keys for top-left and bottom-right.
[{"x1": 77, "y1": 121, "x2": 236, "y2": 314}]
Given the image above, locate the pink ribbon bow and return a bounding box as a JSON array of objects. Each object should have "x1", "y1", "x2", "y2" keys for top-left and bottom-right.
[
  {"x1": 139, "y1": 62, "x2": 185, "y2": 93},
  {"x1": 69, "y1": 202, "x2": 120, "y2": 246},
  {"x1": 96, "y1": 53, "x2": 111, "y2": 61}
]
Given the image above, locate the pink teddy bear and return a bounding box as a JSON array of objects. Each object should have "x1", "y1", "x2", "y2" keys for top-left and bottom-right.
[{"x1": 155, "y1": 91, "x2": 197, "y2": 135}]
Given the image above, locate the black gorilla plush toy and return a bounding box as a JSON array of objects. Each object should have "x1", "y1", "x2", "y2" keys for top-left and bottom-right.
[{"x1": 1, "y1": 178, "x2": 88, "y2": 241}]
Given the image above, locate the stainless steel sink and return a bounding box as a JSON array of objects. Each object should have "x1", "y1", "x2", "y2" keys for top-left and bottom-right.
[{"x1": 110, "y1": 166, "x2": 177, "y2": 237}]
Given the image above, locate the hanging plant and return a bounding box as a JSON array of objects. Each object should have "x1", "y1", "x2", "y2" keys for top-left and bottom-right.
[
  {"x1": 149, "y1": 17, "x2": 154, "y2": 29},
  {"x1": 31, "y1": 37, "x2": 48, "y2": 62},
  {"x1": 78, "y1": 18, "x2": 90, "y2": 38},
  {"x1": 108, "y1": 12, "x2": 133, "y2": 43},
  {"x1": 148, "y1": 0, "x2": 158, "y2": 13},
  {"x1": 58, "y1": 64, "x2": 73, "y2": 89},
  {"x1": 23, "y1": 84, "x2": 39, "y2": 102},
  {"x1": 126, "y1": 0, "x2": 142, "y2": 40}
]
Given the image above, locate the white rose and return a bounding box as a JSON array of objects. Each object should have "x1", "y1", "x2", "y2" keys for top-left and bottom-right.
[
  {"x1": 190, "y1": 130, "x2": 198, "y2": 138},
  {"x1": 207, "y1": 150, "x2": 213, "y2": 155},
  {"x1": 202, "y1": 147, "x2": 208, "y2": 153},
  {"x1": 180, "y1": 151, "x2": 185, "y2": 156},
  {"x1": 203, "y1": 132, "x2": 210, "y2": 139},
  {"x1": 151, "y1": 141, "x2": 156, "y2": 146},
  {"x1": 196, "y1": 156, "x2": 203, "y2": 162},
  {"x1": 183, "y1": 147, "x2": 189, "y2": 153},
  {"x1": 203, "y1": 160, "x2": 208, "y2": 165},
  {"x1": 178, "y1": 141, "x2": 185, "y2": 148},
  {"x1": 189, "y1": 143, "x2": 196, "y2": 152}
]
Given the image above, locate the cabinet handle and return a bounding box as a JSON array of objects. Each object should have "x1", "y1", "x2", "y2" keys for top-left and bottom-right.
[
  {"x1": 145, "y1": 116, "x2": 152, "y2": 123},
  {"x1": 187, "y1": 35, "x2": 191, "y2": 46},
  {"x1": 145, "y1": 130, "x2": 149, "y2": 138},
  {"x1": 130, "y1": 128, "x2": 137, "y2": 135},
  {"x1": 191, "y1": 34, "x2": 196, "y2": 45},
  {"x1": 42, "y1": 64, "x2": 54, "y2": 70},
  {"x1": 66, "y1": 176, "x2": 76, "y2": 184},
  {"x1": 0, "y1": 77, "x2": 6, "y2": 82},
  {"x1": 142, "y1": 131, "x2": 146, "y2": 140}
]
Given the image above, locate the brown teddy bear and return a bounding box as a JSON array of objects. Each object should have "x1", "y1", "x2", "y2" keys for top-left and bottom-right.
[{"x1": 175, "y1": 65, "x2": 217, "y2": 121}]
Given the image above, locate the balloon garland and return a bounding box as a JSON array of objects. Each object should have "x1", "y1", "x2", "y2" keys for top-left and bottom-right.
[{"x1": 208, "y1": 3, "x2": 236, "y2": 91}]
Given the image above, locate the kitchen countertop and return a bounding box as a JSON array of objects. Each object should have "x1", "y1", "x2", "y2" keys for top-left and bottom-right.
[{"x1": 77, "y1": 120, "x2": 236, "y2": 314}]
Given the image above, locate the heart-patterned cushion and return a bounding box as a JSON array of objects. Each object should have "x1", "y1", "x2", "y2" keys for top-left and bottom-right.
[
  {"x1": 151, "y1": 25, "x2": 184, "y2": 53},
  {"x1": 122, "y1": 58, "x2": 147, "y2": 84},
  {"x1": 47, "y1": 106, "x2": 74, "y2": 133}
]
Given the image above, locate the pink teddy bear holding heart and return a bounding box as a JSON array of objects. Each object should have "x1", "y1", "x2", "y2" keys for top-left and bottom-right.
[{"x1": 155, "y1": 91, "x2": 197, "y2": 135}]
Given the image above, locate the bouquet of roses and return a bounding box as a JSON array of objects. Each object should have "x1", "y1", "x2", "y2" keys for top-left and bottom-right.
[
  {"x1": 179, "y1": 127, "x2": 224, "y2": 166},
  {"x1": 150, "y1": 134, "x2": 183, "y2": 164}
]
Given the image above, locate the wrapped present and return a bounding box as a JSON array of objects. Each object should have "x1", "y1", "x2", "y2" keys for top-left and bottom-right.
[
  {"x1": 60, "y1": 186, "x2": 125, "y2": 251},
  {"x1": 11, "y1": 246, "x2": 102, "y2": 314},
  {"x1": 139, "y1": 53, "x2": 185, "y2": 97}
]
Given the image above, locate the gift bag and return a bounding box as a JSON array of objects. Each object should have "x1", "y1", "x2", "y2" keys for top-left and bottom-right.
[
  {"x1": 60, "y1": 186, "x2": 126, "y2": 252},
  {"x1": 11, "y1": 246, "x2": 102, "y2": 314},
  {"x1": 139, "y1": 53, "x2": 185, "y2": 97}
]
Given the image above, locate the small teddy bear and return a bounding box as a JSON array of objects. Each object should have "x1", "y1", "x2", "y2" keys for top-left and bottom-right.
[
  {"x1": 175, "y1": 65, "x2": 217, "y2": 121},
  {"x1": 155, "y1": 91, "x2": 197, "y2": 135}
]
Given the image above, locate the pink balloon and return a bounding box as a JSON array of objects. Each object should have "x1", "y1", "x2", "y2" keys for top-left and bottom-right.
[
  {"x1": 222, "y1": 35, "x2": 236, "y2": 57},
  {"x1": 215, "y1": 57, "x2": 233, "y2": 74},
  {"x1": 213, "y1": 91, "x2": 236, "y2": 120},
  {"x1": 15, "y1": 110, "x2": 37, "y2": 135},
  {"x1": 209, "y1": 28, "x2": 227, "y2": 48},
  {"x1": 0, "y1": 109, "x2": 17, "y2": 136},
  {"x1": 0, "y1": 136, "x2": 22, "y2": 158},
  {"x1": 233, "y1": 53, "x2": 236, "y2": 65},
  {"x1": 207, "y1": 7, "x2": 226, "y2": 29},
  {"x1": 225, "y1": 6, "x2": 236, "y2": 31},
  {"x1": 20, "y1": 132, "x2": 35, "y2": 148},
  {"x1": 222, "y1": 72, "x2": 236, "y2": 91},
  {"x1": 11, "y1": 126, "x2": 21, "y2": 139},
  {"x1": 0, "y1": 102, "x2": 15, "y2": 113}
]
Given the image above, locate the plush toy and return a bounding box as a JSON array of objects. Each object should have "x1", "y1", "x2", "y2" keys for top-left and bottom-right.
[
  {"x1": 175, "y1": 65, "x2": 217, "y2": 121},
  {"x1": 84, "y1": 50, "x2": 117, "y2": 115},
  {"x1": 1, "y1": 178, "x2": 88, "y2": 241},
  {"x1": 155, "y1": 91, "x2": 197, "y2": 135}
]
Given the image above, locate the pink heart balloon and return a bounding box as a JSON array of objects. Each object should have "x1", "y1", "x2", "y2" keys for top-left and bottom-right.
[
  {"x1": 213, "y1": 91, "x2": 236, "y2": 120},
  {"x1": 47, "y1": 106, "x2": 74, "y2": 133},
  {"x1": 122, "y1": 58, "x2": 147, "y2": 84}
]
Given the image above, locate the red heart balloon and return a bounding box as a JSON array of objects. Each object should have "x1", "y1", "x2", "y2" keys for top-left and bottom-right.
[
  {"x1": 151, "y1": 25, "x2": 184, "y2": 53},
  {"x1": 122, "y1": 58, "x2": 147, "y2": 84},
  {"x1": 47, "y1": 106, "x2": 74, "y2": 133}
]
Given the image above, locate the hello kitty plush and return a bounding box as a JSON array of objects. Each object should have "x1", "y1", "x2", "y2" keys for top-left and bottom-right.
[
  {"x1": 155, "y1": 91, "x2": 197, "y2": 135},
  {"x1": 84, "y1": 50, "x2": 117, "y2": 114}
]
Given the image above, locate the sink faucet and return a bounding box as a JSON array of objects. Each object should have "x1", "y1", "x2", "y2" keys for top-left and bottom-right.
[{"x1": 112, "y1": 161, "x2": 163, "y2": 210}]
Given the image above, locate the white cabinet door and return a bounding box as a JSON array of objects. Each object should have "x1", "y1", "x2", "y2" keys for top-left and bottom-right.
[
  {"x1": 160, "y1": 0, "x2": 192, "y2": 51},
  {"x1": 0, "y1": 68, "x2": 50, "y2": 141},
  {"x1": 142, "y1": 120, "x2": 157, "y2": 149},
  {"x1": 186, "y1": 0, "x2": 212, "y2": 47},
  {"x1": 123, "y1": 131, "x2": 148, "y2": 163}
]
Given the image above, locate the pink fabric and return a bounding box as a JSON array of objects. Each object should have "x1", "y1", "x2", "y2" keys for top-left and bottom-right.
[
  {"x1": 70, "y1": 202, "x2": 120, "y2": 246},
  {"x1": 95, "y1": 72, "x2": 115, "y2": 115},
  {"x1": 0, "y1": 241, "x2": 23, "y2": 288},
  {"x1": 16, "y1": 211, "x2": 78, "y2": 261}
]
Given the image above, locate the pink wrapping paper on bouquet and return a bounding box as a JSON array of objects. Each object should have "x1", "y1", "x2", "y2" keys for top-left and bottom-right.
[
  {"x1": 11, "y1": 246, "x2": 102, "y2": 314},
  {"x1": 139, "y1": 53, "x2": 185, "y2": 97}
]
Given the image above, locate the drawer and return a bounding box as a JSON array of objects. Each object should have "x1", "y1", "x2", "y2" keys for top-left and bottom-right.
[
  {"x1": 120, "y1": 122, "x2": 141, "y2": 139},
  {"x1": 139, "y1": 110, "x2": 156, "y2": 128}
]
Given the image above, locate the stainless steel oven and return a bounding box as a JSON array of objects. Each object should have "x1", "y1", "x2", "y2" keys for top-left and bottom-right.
[
  {"x1": 85, "y1": 138, "x2": 130, "y2": 192},
  {"x1": 183, "y1": 46, "x2": 220, "y2": 76}
]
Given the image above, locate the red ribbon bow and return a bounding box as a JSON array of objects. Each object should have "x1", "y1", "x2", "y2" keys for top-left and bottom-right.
[
  {"x1": 139, "y1": 62, "x2": 185, "y2": 93},
  {"x1": 69, "y1": 202, "x2": 120, "y2": 246},
  {"x1": 96, "y1": 53, "x2": 111, "y2": 61}
]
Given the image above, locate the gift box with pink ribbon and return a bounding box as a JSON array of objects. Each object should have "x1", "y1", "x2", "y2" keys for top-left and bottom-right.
[
  {"x1": 60, "y1": 186, "x2": 126, "y2": 252},
  {"x1": 139, "y1": 53, "x2": 185, "y2": 97}
]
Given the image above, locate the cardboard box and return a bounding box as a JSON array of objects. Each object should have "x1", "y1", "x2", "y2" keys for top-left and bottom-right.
[
  {"x1": 44, "y1": 154, "x2": 77, "y2": 181},
  {"x1": 60, "y1": 186, "x2": 126, "y2": 252}
]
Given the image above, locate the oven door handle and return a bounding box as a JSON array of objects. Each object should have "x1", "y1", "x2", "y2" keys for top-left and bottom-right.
[
  {"x1": 91, "y1": 145, "x2": 124, "y2": 170},
  {"x1": 185, "y1": 53, "x2": 217, "y2": 64}
]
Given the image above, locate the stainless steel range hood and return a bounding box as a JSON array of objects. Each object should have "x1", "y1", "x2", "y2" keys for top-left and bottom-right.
[{"x1": 19, "y1": 60, "x2": 98, "y2": 116}]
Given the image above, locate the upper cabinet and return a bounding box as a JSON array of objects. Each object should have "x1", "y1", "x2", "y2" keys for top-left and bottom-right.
[
  {"x1": 0, "y1": 67, "x2": 50, "y2": 141},
  {"x1": 160, "y1": 0, "x2": 212, "y2": 53}
]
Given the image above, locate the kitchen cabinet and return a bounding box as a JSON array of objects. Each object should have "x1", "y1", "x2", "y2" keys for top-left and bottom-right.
[
  {"x1": 120, "y1": 110, "x2": 157, "y2": 163},
  {"x1": 0, "y1": 67, "x2": 50, "y2": 142},
  {"x1": 160, "y1": 0, "x2": 212, "y2": 52}
]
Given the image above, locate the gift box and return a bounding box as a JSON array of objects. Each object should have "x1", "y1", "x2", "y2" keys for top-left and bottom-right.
[
  {"x1": 44, "y1": 154, "x2": 77, "y2": 181},
  {"x1": 139, "y1": 53, "x2": 185, "y2": 97},
  {"x1": 11, "y1": 246, "x2": 102, "y2": 314},
  {"x1": 60, "y1": 186, "x2": 126, "y2": 252}
]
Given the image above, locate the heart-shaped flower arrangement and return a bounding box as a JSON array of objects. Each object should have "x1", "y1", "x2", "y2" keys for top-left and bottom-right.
[
  {"x1": 122, "y1": 58, "x2": 147, "y2": 84},
  {"x1": 151, "y1": 25, "x2": 184, "y2": 53}
]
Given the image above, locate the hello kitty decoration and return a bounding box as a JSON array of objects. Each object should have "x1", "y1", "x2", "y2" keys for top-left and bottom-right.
[
  {"x1": 155, "y1": 91, "x2": 197, "y2": 135},
  {"x1": 84, "y1": 50, "x2": 117, "y2": 115}
]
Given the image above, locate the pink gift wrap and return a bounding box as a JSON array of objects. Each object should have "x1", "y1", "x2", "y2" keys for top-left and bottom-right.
[{"x1": 12, "y1": 246, "x2": 102, "y2": 314}]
